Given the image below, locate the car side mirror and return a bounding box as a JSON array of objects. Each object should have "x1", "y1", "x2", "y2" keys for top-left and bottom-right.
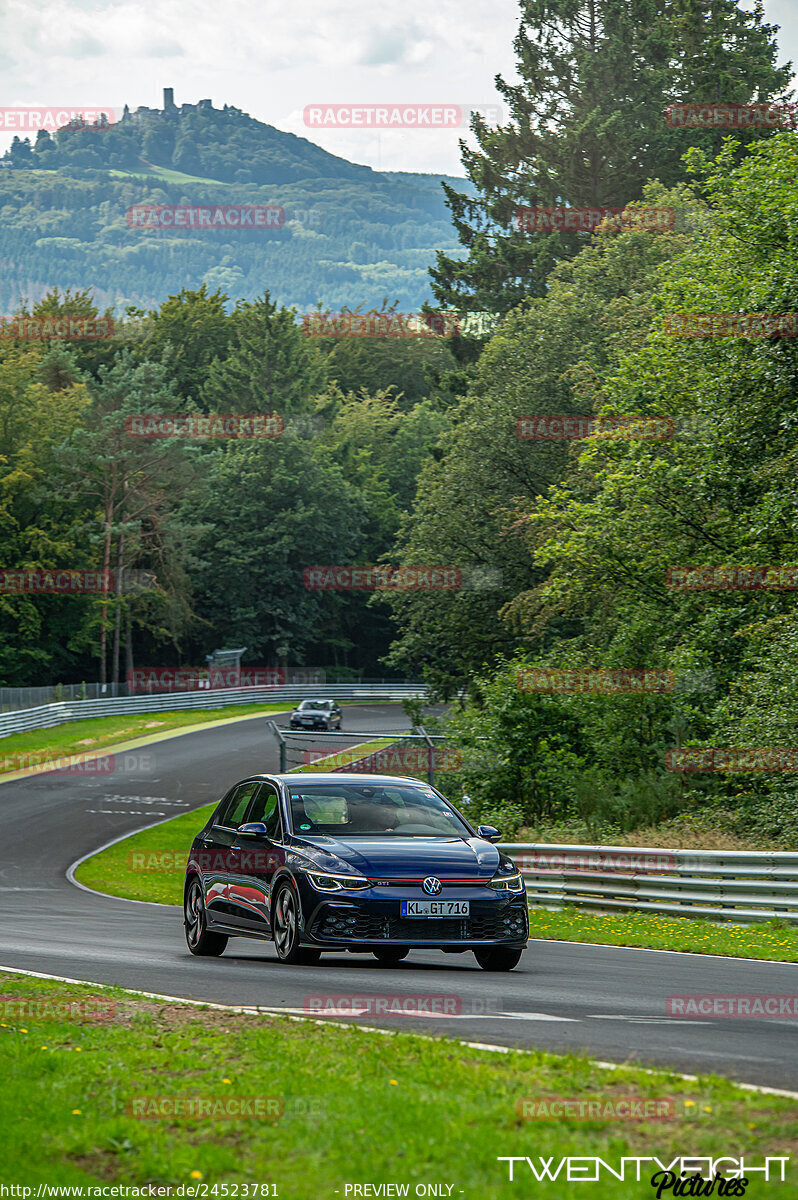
[
  {"x1": 238, "y1": 822, "x2": 269, "y2": 838},
  {"x1": 477, "y1": 824, "x2": 501, "y2": 843}
]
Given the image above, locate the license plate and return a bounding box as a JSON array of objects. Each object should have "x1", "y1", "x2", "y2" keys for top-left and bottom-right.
[{"x1": 400, "y1": 900, "x2": 470, "y2": 917}]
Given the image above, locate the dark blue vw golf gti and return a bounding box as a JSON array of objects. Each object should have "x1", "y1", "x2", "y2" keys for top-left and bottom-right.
[{"x1": 183, "y1": 773, "x2": 528, "y2": 970}]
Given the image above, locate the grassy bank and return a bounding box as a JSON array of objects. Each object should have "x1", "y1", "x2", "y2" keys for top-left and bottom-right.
[
  {"x1": 74, "y1": 803, "x2": 216, "y2": 904},
  {"x1": 0, "y1": 972, "x2": 792, "y2": 1196},
  {"x1": 518, "y1": 808, "x2": 789, "y2": 853},
  {"x1": 527, "y1": 907, "x2": 798, "y2": 961}
]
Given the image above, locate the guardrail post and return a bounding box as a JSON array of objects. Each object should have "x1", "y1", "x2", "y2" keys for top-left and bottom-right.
[
  {"x1": 416, "y1": 724, "x2": 435, "y2": 787},
  {"x1": 267, "y1": 720, "x2": 287, "y2": 773}
]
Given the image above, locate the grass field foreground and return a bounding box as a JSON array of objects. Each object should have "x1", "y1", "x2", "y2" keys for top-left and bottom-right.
[{"x1": 0, "y1": 972, "x2": 793, "y2": 1197}]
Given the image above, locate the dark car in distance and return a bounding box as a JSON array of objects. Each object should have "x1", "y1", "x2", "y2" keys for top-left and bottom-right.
[
  {"x1": 184, "y1": 773, "x2": 528, "y2": 970},
  {"x1": 289, "y1": 699, "x2": 342, "y2": 730}
]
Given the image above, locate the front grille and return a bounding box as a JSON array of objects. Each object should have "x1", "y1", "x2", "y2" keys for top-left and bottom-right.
[
  {"x1": 388, "y1": 917, "x2": 466, "y2": 941},
  {"x1": 314, "y1": 907, "x2": 528, "y2": 943}
]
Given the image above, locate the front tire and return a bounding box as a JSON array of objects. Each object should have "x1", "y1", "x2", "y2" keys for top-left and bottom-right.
[
  {"x1": 272, "y1": 882, "x2": 321, "y2": 965},
  {"x1": 373, "y1": 947, "x2": 409, "y2": 965},
  {"x1": 474, "y1": 946, "x2": 523, "y2": 972},
  {"x1": 185, "y1": 879, "x2": 228, "y2": 957}
]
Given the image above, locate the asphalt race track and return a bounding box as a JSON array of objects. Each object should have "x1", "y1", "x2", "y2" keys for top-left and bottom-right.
[{"x1": 0, "y1": 702, "x2": 796, "y2": 1091}]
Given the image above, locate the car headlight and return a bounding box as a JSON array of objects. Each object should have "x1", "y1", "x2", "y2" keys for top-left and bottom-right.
[
  {"x1": 304, "y1": 870, "x2": 370, "y2": 892},
  {"x1": 487, "y1": 871, "x2": 525, "y2": 893}
]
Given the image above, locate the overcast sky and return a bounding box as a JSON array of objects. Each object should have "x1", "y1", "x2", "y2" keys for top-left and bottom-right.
[{"x1": 0, "y1": 0, "x2": 795, "y2": 176}]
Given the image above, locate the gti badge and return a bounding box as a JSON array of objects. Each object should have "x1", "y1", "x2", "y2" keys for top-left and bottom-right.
[{"x1": 422, "y1": 876, "x2": 442, "y2": 896}]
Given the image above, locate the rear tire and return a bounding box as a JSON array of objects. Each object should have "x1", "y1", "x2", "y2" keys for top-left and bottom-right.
[
  {"x1": 272, "y1": 882, "x2": 321, "y2": 964},
  {"x1": 185, "y1": 879, "x2": 228, "y2": 957},
  {"x1": 373, "y1": 948, "x2": 409, "y2": 965},
  {"x1": 474, "y1": 946, "x2": 523, "y2": 972}
]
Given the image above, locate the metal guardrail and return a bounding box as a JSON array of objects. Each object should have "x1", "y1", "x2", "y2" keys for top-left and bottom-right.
[
  {"x1": 0, "y1": 677, "x2": 414, "y2": 713},
  {"x1": 501, "y1": 842, "x2": 798, "y2": 925},
  {"x1": 0, "y1": 683, "x2": 427, "y2": 740}
]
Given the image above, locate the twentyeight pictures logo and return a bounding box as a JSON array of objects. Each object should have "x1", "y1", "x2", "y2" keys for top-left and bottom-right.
[{"x1": 497, "y1": 1156, "x2": 787, "y2": 1182}]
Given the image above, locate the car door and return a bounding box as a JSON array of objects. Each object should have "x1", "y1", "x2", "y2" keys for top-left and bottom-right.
[
  {"x1": 228, "y1": 781, "x2": 284, "y2": 933},
  {"x1": 201, "y1": 781, "x2": 261, "y2": 925}
]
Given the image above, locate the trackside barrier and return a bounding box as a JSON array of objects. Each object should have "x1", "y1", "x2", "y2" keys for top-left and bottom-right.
[
  {"x1": 500, "y1": 842, "x2": 798, "y2": 925},
  {"x1": 0, "y1": 684, "x2": 427, "y2": 741}
]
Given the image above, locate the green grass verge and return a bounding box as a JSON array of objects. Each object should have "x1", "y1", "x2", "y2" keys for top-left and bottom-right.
[
  {"x1": 74, "y1": 803, "x2": 216, "y2": 904},
  {"x1": 0, "y1": 704, "x2": 293, "y2": 777},
  {"x1": 528, "y1": 906, "x2": 798, "y2": 961},
  {"x1": 298, "y1": 735, "x2": 392, "y2": 772},
  {"x1": 0, "y1": 972, "x2": 792, "y2": 1195}
]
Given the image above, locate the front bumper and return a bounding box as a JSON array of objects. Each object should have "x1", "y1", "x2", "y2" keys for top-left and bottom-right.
[{"x1": 299, "y1": 886, "x2": 529, "y2": 948}]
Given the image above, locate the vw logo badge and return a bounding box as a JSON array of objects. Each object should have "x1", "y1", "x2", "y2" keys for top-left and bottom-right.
[{"x1": 422, "y1": 877, "x2": 442, "y2": 896}]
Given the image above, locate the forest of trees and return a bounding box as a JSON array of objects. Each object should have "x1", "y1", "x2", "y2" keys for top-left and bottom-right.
[{"x1": 3, "y1": 0, "x2": 798, "y2": 844}]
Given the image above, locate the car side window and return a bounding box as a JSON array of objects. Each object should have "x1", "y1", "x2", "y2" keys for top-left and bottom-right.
[
  {"x1": 244, "y1": 784, "x2": 281, "y2": 839},
  {"x1": 216, "y1": 782, "x2": 260, "y2": 830}
]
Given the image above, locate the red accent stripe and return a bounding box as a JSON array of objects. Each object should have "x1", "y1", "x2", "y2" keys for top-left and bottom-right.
[{"x1": 368, "y1": 877, "x2": 485, "y2": 884}]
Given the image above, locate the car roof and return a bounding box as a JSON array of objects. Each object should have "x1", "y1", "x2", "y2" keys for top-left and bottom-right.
[{"x1": 251, "y1": 773, "x2": 428, "y2": 785}]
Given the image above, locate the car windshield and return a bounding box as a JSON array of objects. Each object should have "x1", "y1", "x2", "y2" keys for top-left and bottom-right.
[
  {"x1": 298, "y1": 701, "x2": 328, "y2": 710},
  {"x1": 286, "y1": 782, "x2": 472, "y2": 838}
]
